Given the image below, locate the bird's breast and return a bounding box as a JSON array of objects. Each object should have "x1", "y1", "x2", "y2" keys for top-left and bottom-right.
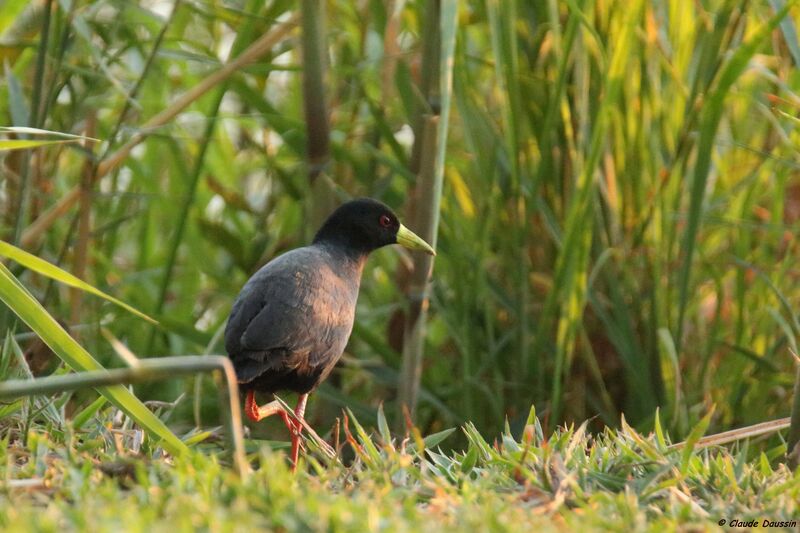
[{"x1": 307, "y1": 262, "x2": 359, "y2": 328}]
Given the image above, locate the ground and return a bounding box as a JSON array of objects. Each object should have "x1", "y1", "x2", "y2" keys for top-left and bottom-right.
[{"x1": 2, "y1": 407, "x2": 798, "y2": 532}]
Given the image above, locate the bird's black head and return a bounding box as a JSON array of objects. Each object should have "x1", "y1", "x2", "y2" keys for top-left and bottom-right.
[{"x1": 313, "y1": 198, "x2": 435, "y2": 258}]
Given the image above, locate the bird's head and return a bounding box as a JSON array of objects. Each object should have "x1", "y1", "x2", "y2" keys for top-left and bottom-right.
[{"x1": 313, "y1": 198, "x2": 436, "y2": 257}]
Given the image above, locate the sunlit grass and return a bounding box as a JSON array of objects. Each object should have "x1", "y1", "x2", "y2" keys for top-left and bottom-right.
[
  {"x1": 3, "y1": 0, "x2": 800, "y2": 438},
  {"x1": 1, "y1": 405, "x2": 797, "y2": 531}
]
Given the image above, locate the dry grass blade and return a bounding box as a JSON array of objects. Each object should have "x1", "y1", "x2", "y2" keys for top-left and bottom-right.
[
  {"x1": 100, "y1": 327, "x2": 141, "y2": 368},
  {"x1": 669, "y1": 417, "x2": 792, "y2": 451}
]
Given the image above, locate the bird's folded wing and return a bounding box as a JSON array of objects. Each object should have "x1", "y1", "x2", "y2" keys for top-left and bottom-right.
[
  {"x1": 225, "y1": 248, "x2": 357, "y2": 383},
  {"x1": 242, "y1": 300, "x2": 310, "y2": 351}
]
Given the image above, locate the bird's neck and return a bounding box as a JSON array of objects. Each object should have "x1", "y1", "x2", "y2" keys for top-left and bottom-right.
[{"x1": 312, "y1": 239, "x2": 369, "y2": 273}]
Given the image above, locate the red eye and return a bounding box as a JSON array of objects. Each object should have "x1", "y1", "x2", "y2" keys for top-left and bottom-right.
[{"x1": 379, "y1": 215, "x2": 392, "y2": 227}]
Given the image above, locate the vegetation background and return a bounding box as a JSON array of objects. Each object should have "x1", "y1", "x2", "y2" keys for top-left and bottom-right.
[{"x1": 2, "y1": 0, "x2": 800, "y2": 528}]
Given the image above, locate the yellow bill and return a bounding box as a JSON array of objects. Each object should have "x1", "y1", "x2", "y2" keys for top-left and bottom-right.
[{"x1": 396, "y1": 224, "x2": 436, "y2": 256}]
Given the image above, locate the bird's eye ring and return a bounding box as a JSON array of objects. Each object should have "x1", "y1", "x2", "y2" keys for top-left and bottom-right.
[{"x1": 379, "y1": 215, "x2": 392, "y2": 227}]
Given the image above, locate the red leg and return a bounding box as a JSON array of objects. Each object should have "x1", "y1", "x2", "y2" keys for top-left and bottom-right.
[
  {"x1": 244, "y1": 391, "x2": 293, "y2": 430},
  {"x1": 244, "y1": 391, "x2": 310, "y2": 472},
  {"x1": 289, "y1": 393, "x2": 309, "y2": 472}
]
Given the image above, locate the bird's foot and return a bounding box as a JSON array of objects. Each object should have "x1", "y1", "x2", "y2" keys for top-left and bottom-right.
[
  {"x1": 244, "y1": 391, "x2": 308, "y2": 473},
  {"x1": 244, "y1": 391, "x2": 293, "y2": 429}
]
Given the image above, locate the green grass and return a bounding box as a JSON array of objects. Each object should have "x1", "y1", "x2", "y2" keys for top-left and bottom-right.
[
  {"x1": 1, "y1": 404, "x2": 798, "y2": 531},
  {"x1": 2, "y1": 0, "x2": 800, "y2": 438}
]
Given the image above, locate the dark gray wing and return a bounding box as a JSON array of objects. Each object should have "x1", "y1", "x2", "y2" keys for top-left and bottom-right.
[{"x1": 224, "y1": 246, "x2": 359, "y2": 383}]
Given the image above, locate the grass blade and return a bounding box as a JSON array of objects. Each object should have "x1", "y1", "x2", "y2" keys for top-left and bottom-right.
[
  {"x1": 0, "y1": 240, "x2": 157, "y2": 324},
  {"x1": 0, "y1": 262, "x2": 188, "y2": 457},
  {"x1": 0, "y1": 139, "x2": 80, "y2": 151}
]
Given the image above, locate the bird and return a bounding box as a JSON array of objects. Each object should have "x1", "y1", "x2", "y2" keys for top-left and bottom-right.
[{"x1": 224, "y1": 198, "x2": 435, "y2": 470}]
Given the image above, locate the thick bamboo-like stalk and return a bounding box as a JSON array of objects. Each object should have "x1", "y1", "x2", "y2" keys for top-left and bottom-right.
[
  {"x1": 301, "y1": 0, "x2": 330, "y2": 180},
  {"x1": 395, "y1": 0, "x2": 442, "y2": 423},
  {"x1": 300, "y1": 0, "x2": 335, "y2": 231},
  {"x1": 406, "y1": 0, "x2": 440, "y2": 176},
  {"x1": 70, "y1": 113, "x2": 96, "y2": 324},
  {"x1": 397, "y1": 0, "x2": 457, "y2": 419},
  {"x1": 0, "y1": 355, "x2": 249, "y2": 478},
  {"x1": 11, "y1": 0, "x2": 52, "y2": 246},
  {"x1": 19, "y1": 14, "x2": 299, "y2": 250},
  {"x1": 397, "y1": 117, "x2": 438, "y2": 417}
]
